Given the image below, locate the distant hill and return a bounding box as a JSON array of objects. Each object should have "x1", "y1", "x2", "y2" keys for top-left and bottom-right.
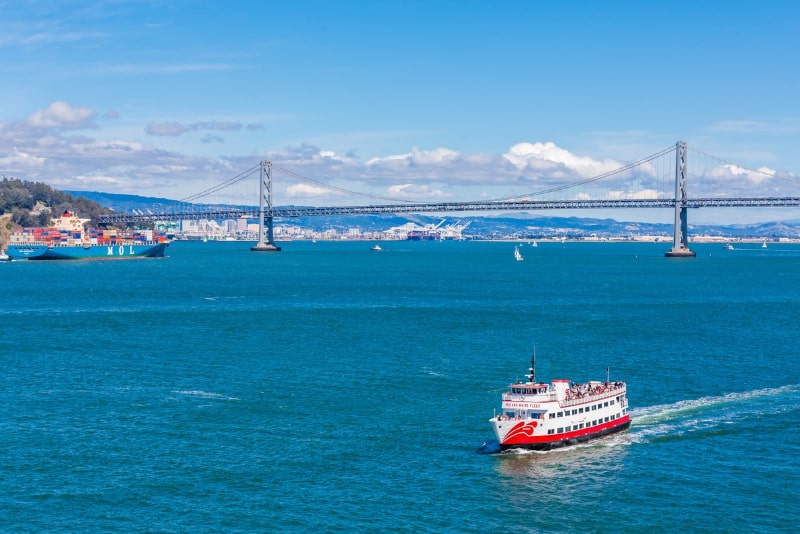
[
  {"x1": 65, "y1": 190, "x2": 800, "y2": 239},
  {"x1": 65, "y1": 191, "x2": 183, "y2": 213}
]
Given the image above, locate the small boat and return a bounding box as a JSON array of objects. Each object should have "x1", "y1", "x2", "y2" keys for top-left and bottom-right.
[
  {"x1": 514, "y1": 246, "x2": 523, "y2": 261},
  {"x1": 370, "y1": 244, "x2": 383, "y2": 251},
  {"x1": 723, "y1": 243, "x2": 734, "y2": 250},
  {"x1": 489, "y1": 353, "x2": 631, "y2": 451},
  {"x1": 0, "y1": 250, "x2": 10, "y2": 262},
  {"x1": 531, "y1": 240, "x2": 538, "y2": 247},
  {"x1": 762, "y1": 241, "x2": 767, "y2": 248}
]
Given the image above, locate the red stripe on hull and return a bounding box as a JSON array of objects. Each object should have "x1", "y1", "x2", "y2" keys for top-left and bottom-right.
[{"x1": 500, "y1": 415, "x2": 631, "y2": 451}]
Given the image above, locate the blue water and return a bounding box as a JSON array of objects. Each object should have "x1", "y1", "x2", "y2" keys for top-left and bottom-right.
[{"x1": 1, "y1": 240, "x2": 798, "y2": 532}]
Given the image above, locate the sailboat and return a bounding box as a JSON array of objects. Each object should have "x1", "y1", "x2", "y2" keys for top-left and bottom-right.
[{"x1": 514, "y1": 246, "x2": 524, "y2": 261}]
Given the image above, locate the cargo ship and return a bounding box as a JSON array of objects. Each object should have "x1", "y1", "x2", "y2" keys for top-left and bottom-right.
[
  {"x1": 6, "y1": 210, "x2": 169, "y2": 260},
  {"x1": 406, "y1": 229, "x2": 441, "y2": 241},
  {"x1": 489, "y1": 354, "x2": 630, "y2": 450}
]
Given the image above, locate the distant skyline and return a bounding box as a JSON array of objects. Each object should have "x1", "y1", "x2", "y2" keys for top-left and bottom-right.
[{"x1": 2, "y1": 0, "x2": 800, "y2": 224}]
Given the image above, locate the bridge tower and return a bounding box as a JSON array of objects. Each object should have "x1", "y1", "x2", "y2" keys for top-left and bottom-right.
[
  {"x1": 665, "y1": 140, "x2": 696, "y2": 258},
  {"x1": 250, "y1": 160, "x2": 281, "y2": 252}
]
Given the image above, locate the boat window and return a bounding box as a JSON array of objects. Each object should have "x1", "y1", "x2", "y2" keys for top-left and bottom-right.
[
  {"x1": 610, "y1": 400, "x2": 615, "y2": 405},
  {"x1": 605, "y1": 416, "x2": 609, "y2": 422},
  {"x1": 572, "y1": 409, "x2": 578, "y2": 415},
  {"x1": 549, "y1": 413, "x2": 555, "y2": 419},
  {"x1": 604, "y1": 402, "x2": 609, "y2": 407},
  {"x1": 557, "y1": 412, "x2": 563, "y2": 418},
  {"x1": 548, "y1": 429, "x2": 555, "y2": 435},
  {"x1": 578, "y1": 407, "x2": 584, "y2": 413},
  {"x1": 557, "y1": 427, "x2": 564, "y2": 433}
]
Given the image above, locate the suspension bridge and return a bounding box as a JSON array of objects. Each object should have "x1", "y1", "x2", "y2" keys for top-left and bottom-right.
[{"x1": 97, "y1": 141, "x2": 800, "y2": 257}]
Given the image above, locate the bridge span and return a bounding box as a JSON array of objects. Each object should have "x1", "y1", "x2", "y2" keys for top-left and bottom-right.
[
  {"x1": 97, "y1": 141, "x2": 800, "y2": 258},
  {"x1": 97, "y1": 196, "x2": 800, "y2": 224}
]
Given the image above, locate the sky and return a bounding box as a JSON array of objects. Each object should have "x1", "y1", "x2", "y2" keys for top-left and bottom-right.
[{"x1": 1, "y1": 0, "x2": 800, "y2": 224}]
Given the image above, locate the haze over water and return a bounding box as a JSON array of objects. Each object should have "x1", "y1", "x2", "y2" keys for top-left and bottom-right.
[{"x1": 1, "y1": 240, "x2": 798, "y2": 532}]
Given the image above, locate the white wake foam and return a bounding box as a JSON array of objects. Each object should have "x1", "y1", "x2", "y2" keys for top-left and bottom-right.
[
  {"x1": 628, "y1": 384, "x2": 800, "y2": 443},
  {"x1": 172, "y1": 389, "x2": 240, "y2": 401}
]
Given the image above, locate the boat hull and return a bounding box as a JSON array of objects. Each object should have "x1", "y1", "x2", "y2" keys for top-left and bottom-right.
[
  {"x1": 498, "y1": 418, "x2": 631, "y2": 451},
  {"x1": 6, "y1": 242, "x2": 168, "y2": 260}
]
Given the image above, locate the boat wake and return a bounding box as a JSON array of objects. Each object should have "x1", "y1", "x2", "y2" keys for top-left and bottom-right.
[
  {"x1": 172, "y1": 389, "x2": 240, "y2": 401},
  {"x1": 627, "y1": 384, "x2": 800, "y2": 444}
]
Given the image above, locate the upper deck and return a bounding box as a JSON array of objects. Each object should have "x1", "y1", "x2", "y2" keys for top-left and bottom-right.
[{"x1": 501, "y1": 379, "x2": 626, "y2": 409}]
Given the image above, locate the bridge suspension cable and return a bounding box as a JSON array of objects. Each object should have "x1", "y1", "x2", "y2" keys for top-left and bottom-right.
[
  {"x1": 491, "y1": 144, "x2": 677, "y2": 201},
  {"x1": 688, "y1": 145, "x2": 800, "y2": 185},
  {"x1": 179, "y1": 164, "x2": 261, "y2": 203}
]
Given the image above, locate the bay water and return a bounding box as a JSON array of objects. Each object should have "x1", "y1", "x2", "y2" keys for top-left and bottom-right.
[{"x1": 1, "y1": 240, "x2": 798, "y2": 532}]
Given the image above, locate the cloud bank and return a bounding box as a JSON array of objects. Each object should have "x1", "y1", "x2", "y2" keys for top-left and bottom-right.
[{"x1": 1, "y1": 101, "x2": 798, "y2": 205}]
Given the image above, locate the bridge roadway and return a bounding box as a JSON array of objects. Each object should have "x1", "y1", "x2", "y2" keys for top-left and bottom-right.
[{"x1": 97, "y1": 197, "x2": 800, "y2": 224}]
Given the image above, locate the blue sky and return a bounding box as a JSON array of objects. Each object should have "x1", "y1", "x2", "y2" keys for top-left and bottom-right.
[{"x1": 1, "y1": 0, "x2": 799, "y2": 223}]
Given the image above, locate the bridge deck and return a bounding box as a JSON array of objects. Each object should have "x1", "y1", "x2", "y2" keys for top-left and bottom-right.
[{"x1": 98, "y1": 197, "x2": 800, "y2": 224}]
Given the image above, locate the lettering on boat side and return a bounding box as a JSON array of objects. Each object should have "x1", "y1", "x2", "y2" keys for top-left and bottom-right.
[{"x1": 107, "y1": 246, "x2": 136, "y2": 255}]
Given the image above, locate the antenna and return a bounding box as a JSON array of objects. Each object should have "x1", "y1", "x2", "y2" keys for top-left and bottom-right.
[{"x1": 527, "y1": 347, "x2": 536, "y2": 384}]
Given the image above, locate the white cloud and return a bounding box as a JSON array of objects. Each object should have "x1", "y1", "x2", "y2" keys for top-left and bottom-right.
[
  {"x1": 146, "y1": 120, "x2": 243, "y2": 137},
  {"x1": 503, "y1": 142, "x2": 620, "y2": 178},
  {"x1": 0, "y1": 147, "x2": 47, "y2": 167},
  {"x1": 605, "y1": 189, "x2": 662, "y2": 200},
  {"x1": 3, "y1": 102, "x2": 800, "y2": 209},
  {"x1": 386, "y1": 183, "x2": 449, "y2": 199},
  {"x1": 286, "y1": 183, "x2": 336, "y2": 197},
  {"x1": 704, "y1": 163, "x2": 775, "y2": 185},
  {"x1": 72, "y1": 174, "x2": 127, "y2": 186},
  {"x1": 366, "y1": 147, "x2": 459, "y2": 168},
  {"x1": 27, "y1": 101, "x2": 96, "y2": 130}
]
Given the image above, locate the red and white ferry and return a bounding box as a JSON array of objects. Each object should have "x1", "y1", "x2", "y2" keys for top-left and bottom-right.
[{"x1": 490, "y1": 355, "x2": 630, "y2": 450}]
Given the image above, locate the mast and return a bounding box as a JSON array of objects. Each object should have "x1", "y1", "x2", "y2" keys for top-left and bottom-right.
[{"x1": 527, "y1": 349, "x2": 536, "y2": 384}]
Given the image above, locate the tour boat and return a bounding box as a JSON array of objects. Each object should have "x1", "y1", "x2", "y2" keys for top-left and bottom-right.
[{"x1": 489, "y1": 354, "x2": 630, "y2": 450}]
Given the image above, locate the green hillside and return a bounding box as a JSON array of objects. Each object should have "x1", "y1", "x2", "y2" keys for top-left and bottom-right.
[{"x1": 0, "y1": 178, "x2": 112, "y2": 245}]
